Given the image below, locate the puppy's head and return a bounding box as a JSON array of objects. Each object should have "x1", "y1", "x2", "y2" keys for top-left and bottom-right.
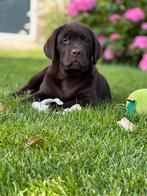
[{"x1": 44, "y1": 22, "x2": 101, "y2": 74}]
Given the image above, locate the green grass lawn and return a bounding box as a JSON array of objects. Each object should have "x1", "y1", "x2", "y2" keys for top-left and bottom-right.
[{"x1": 0, "y1": 50, "x2": 147, "y2": 195}]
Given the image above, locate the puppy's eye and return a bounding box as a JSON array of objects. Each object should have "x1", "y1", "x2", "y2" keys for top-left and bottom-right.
[
  {"x1": 62, "y1": 37, "x2": 70, "y2": 44},
  {"x1": 84, "y1": 38, "x2": 89, "y2": 43}
]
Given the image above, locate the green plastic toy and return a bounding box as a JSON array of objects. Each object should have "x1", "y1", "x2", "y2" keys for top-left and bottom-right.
[{"x1": 126, "y1": 89, "x2": 147, "y2": 114}]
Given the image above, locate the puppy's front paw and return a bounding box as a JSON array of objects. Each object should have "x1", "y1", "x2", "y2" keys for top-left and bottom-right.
[{"x1": 9, "y1": 91, "x2": 21, "y2": 98}]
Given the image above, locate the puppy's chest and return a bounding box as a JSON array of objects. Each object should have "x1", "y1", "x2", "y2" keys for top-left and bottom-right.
[
  {"x1": 61, "y1": 80, "x2": 78, "y2": 99},
  {"x1": 43, "y1": 78, "x2": 78, "y2": 99},
  {"x1": 61, "y1": 79, "x2": 92, "y2": 100},
  {"x1": 43, "y1": 74, "x2": 91, "y2": 100}
]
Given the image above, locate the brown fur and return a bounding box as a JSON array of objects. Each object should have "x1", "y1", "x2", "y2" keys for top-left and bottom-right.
[{"x1": 11, "y1": 22, "x2": 111, "y2": 108}]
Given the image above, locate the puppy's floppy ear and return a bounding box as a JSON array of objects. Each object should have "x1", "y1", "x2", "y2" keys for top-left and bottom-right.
[
  {"x1": 44, "y1": 25, "x2": 65, "y2": 60},
  {"x1": 92, "y1": 32, "x2": 101, "y2": 65}
]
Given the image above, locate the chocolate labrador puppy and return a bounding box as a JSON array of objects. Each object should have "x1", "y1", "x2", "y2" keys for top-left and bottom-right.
[{"x1": 11, "y1": 22, "x2": 111, "y2": 108}]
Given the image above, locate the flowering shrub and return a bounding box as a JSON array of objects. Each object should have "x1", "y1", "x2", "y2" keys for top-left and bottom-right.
[
  {"x1": 110, "y1": 33, "x2": 121, "y2": 40},
  {"x1": 67, "y1": 0, "x2": 96, "y2": 17},
  {"x1": 104, "y1": 47, "x2": 115, "y2": 61},
  {"x1": 132, "y1": 36, "x2": 147, "y2": 49},
  {"x1": 109, "y1": 13, "x2": 121, "y2": 22},
  {"x1": 139, "y1": 53, "x2": 147, "y2": 70},
  {"x1": 124, "y1": 7, "x2": 145, "y2": 23},
  {"x1": 67, "y1": 0, "x2": 147, "y2": 70},
  {"x1": 141, "y1": 22, "x2": 147, "y2": 30}
]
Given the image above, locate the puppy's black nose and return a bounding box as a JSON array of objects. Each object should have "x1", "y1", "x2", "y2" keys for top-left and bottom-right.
[{"x1": 71, "y1": 49, "x2": 81, "y2": 57}]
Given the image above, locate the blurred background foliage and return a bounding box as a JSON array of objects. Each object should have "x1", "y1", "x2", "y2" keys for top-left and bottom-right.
[
  {"x1": 44, "y1": 0, "x2": 147, "y2": 70},
  {"x1": 43, "y1": 0, "x2": 69, "y2": 39},
  {"x1": 66, "y1": 0, "x2": 147, "y2": 70}
]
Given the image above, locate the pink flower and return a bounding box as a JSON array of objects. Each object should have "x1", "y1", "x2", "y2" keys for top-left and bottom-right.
[
  {"x1": 124, "y1": 7, "x2": 145, "y2": 23},
  {"x1": 132, "y1": 36, "x2": 147, "y2": 49},
  {"x1": 67, "y1": 0, "x2": 96, "y2": 17},
  {"x1": 96, "y1": 34, "x2": 106, "y2": 47},
  {"x1": 110, "y1": 33, "x2": 120, "y2": 40},
  {"x1": 104, "y1": 47, "x2": 115, "y2": 61},
  {"x1": 67, "y1": 0, "x2": 79, "y2": 17},
  {"x1": 139, "y1": 53, "x2": 147, "y2": 71},
  {"x1": 109, "y1": 13, "x2": 121, "y2": 22},
  {"x1": 77, "y1": 0, "x2": 96, "y2": 11},
  {"x1": 141, "y1": 22, "x2": 147, "y2": 30}
]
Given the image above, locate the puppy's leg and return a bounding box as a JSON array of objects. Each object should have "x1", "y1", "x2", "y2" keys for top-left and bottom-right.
[
  {"x1": 11, "y1": 67, "x2": 48, "y2": 97},
  {"x1": 22, "y1": 91, "x2": 47, "y2": 102}
]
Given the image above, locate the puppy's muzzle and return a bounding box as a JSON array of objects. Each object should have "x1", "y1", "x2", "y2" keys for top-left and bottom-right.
[{"x1": 71, "y1": 49, "x2": 81, "y2": 57}]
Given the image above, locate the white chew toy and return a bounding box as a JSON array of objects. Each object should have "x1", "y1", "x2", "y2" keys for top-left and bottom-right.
[
  {"x1": 41, "y1": 98, "x2": 63, "y2": 105},
  {"x1": 63, "y1": 104, "x2": 81, "y2": 114},
  {"x1": 32, "y1": 98, "x2": 81, "y2": 114},
  {"x1": 32, "y1": 102, "x2": 48, "y2": 112}
]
